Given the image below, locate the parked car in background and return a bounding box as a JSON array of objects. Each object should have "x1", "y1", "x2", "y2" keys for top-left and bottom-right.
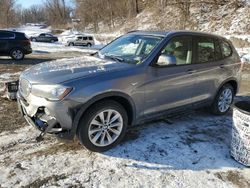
[
  {"x1": 67, "y1": 35, "x2": 95, "y2": 47},
  {"x1": 30, "y1": 33, "x2": 58, "y2": 43},
  {"x1": 0, "y1": 30, "x2": 32, "y2": 60},
  {"x1": 18, "y1": 30, "x2": 242, "y2": 152}
]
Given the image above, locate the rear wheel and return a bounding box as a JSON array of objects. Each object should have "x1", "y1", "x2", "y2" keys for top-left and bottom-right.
[
  {"x1": 210, "y1": 84, "x2": 235, "y2": 115},
  {"x1": 87, "y1": 43, "x2": 92, "y2": 47},
  {"x1": 77, "y1": 100, "x2": 128, "y2": 152},
  {"x1": 31, "y1": 38, "x2": 37, "y2": 42},
  {"x1": 68, "y1": 42, "x2": 74, "y2": 46},
  {"x1": 10, "y1": 49, "x2": 24, "y2": 60}
]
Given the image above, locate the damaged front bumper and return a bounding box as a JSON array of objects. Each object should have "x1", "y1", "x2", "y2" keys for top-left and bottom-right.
[{"x1": 17, "y1": 91, "x2": 75, "y2": 140}]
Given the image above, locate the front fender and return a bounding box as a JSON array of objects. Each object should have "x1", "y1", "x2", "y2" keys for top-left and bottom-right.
[{"x1": 70, "y1": 91, "x2": 136, "y2": 138}]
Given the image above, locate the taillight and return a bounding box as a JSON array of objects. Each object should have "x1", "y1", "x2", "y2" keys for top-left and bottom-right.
[
  {"x1": 239, "y1": 61, "x2": 244, "y2": 72},
  {"x1": 21, "y1": 40, "x2": 31, "y2": 45}
]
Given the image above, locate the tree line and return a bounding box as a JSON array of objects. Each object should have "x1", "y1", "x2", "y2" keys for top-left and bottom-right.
[
  {"x1": 0, "y1": 0, "x2": 247, "y2": 30},
  {"x1": 0, "y1": 0, "x2": 71, "y2": 28}
]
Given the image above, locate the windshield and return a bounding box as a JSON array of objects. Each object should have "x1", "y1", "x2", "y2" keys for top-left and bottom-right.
[{"x1": 98, "y1": 34, "x2": 163, "y2": 64}]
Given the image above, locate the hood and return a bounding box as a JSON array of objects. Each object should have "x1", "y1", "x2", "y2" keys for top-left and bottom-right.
[{"x1": 20, "y1": 55, "x2": 133, "y2": 84}]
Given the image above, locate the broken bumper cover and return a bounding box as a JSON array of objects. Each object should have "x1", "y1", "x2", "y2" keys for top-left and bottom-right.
[{"x1": 17, "y1": 91, "x2": 75, "y2": 140}]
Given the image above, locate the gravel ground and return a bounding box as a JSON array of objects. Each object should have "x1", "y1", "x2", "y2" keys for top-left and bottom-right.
[{"x1": 0, "y1": 53, "x2": 249, "y2": 188}]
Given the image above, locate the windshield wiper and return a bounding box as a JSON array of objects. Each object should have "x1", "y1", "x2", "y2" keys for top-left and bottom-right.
[{"x1": 104, "y1": 53, "x2": 124, "y2": 62}]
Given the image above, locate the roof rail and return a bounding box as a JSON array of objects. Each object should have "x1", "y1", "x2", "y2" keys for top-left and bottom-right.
[{"x1": 126, "y1": 30, "x2": 142, "y2": 33}]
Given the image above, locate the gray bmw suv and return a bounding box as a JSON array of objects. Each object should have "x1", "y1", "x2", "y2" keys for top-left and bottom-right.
[{"x1": 17, "y1": 31, "x2": 242, "y2": 151}]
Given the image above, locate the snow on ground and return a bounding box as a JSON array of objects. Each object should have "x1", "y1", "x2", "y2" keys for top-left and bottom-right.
[
  {"x1": 0, "y1": 25, "x2": 249, "y2": 187},
  {"x1": 0, "y1": 72, "x2": 21, "y2": 92},
  {"x1": 31, "y1": 42, "x2": 99, "y2": 54},
  {"x1": 0, "y1": 111, "x2": 249, "y2": 187},
  {"x1": 236, "y1": 48, "x2": 250, "y2": 63}
]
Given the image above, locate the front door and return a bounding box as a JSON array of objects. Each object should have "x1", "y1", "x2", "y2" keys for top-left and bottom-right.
[
  {"x1": 144, "y1": 36, "x2": 200, "y2": 115},
  {"x1": 75, "y1": 37, "x2": 83, "y2": 46}
]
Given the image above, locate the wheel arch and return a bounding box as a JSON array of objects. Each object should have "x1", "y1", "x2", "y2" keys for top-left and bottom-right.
[
  {"x1": 72, "y1": 91, "x2": 136, "y2": 137},
  {"x1": 217, "y1": 78, "x2": 238, "y2": 95},
  {"x1": 9, "y1": 47, "x2": 24, "y2": 54}
]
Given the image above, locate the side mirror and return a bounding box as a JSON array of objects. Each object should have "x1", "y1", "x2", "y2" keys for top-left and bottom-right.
[{"x1": 157, "y1": 54, "x2": 176, "y2": 66}]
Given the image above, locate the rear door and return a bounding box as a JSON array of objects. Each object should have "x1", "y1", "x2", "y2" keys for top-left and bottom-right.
[
  {"x1": 45, "y1": 34, "x2": 52, "y2": 42},
  {"x1": 0, "y1": 32, "x2": 14, "y2": 54},
  {"x1": 144, "y1": 36, "x2": 200, "y2": 115},
  {"x1": 82, "y1": 37, "x2": 88, "y2": 45},
  {"x1": 190, "y1": 36, "x2": 230, "y2": 102}
]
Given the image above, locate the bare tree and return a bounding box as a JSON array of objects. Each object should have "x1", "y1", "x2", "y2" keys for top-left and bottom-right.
[
  {"x1": 0, "y1": 0, "x2": 17, "y2": 28},
  {"x1": 44, "y1": 0, "x2": 71, "y2": 27}
]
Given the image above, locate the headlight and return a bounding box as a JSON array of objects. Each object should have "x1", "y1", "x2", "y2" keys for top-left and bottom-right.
[{"x1": 31, "y1": 84, "x2": 73, "y2": 101}]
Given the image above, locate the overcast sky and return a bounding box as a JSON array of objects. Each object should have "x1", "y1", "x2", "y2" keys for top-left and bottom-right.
[{"x1": 17, "y1": 0, "x2": 74, "y2": 8}]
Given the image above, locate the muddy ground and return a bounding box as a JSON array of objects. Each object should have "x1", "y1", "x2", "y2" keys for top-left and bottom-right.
[{"x1": 0, "y1": 53, "x2": 250, "y2": 187}]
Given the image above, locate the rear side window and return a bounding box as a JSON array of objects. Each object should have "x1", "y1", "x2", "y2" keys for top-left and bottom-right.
[
  {"x1": 0, "y1": 32, "x2": 15, "y2": 39},
  {"x1": 195, "y1": 37, "x2": 220, "y2": 63},
  {"x1": 88, "y1": 37, "x2": 93, "y2": 40},
  {"x1": 221, "y1": 40, "x2": 232, "y2": 58}
]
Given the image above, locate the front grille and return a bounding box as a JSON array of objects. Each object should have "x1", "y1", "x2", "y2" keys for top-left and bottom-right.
[{"x1": 19, "y1": 78, "x2": 31, "y2": 98}]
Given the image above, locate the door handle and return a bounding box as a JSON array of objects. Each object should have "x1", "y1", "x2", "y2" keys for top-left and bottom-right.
[{"x1": 187, "y1": 69, "x2": 197, "y2": 74}]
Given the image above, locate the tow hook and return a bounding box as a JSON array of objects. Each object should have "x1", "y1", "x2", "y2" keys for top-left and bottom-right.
[{"x1": 36, "y1": 118, "x2": 57, "y2": 142}]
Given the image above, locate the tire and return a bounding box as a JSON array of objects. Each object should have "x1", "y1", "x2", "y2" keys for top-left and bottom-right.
[
  {"x1": 210, "y1": 84, "x2": 235, "y2": 115},
  {"x1": 77, "y1": 100, "x2": 128, "y2": 152},
  {"x1": 87, "y1": 43, "x2": 92, "y2": 47},
  {"x1": 51, "y1": 39, "x2": 55, "y2": 43},
  {"x1": 10, "y1": 48, "x2": 24, "y2": 60},
  {"x1": 68, "y1": 42, "x2": 74, "y2": 46},
  {"x1": 32, "y1": 38, "x2": 37, "y2": 42}
]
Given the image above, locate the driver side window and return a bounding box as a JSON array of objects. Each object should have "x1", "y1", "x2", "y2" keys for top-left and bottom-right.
[{"x1": 160, "y1": 36, "x2": 192, "y2": 66}]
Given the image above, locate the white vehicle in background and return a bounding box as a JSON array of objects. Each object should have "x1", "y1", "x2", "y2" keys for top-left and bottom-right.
[
  {"x1": 60, "y1": 33, "x2": 83, "y2": 43},
  {"x1": 66, "y1": 35, "x2": 95, "y2": 47}
]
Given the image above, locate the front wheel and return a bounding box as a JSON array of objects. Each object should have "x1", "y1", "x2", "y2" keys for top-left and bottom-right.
[
  {"x1": 77, "y1": 100, "x2": 128, "y2": 152},
  {"x1": 210, "y1": 84, "x2": 235, "y2": 115}
]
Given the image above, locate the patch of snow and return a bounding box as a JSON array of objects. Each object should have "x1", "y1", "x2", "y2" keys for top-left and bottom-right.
[
  {"x1": 0, "y1": 72, "x2": 20, "y2": 94},
  {"x1": 31, "y1": 42, "x2": 99, "y2": 54},
  {"x1": 0, "y1": 111, "x2": 249, "y2": 187},
  {"x1": 236, "y1": 48, "x2": 250, "y2": 63},
  {"x1": 15, "y1": 26, "x2": 51, "y2": 38},
  {"x1": 0, "y1": 73, "x2": 20, "y2": 80}
]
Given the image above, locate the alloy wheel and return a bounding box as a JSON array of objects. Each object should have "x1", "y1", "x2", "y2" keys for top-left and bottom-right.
[
  {"x1": 218, "y1": 88, "x2": 233, "y2": 113},
  {"x1": 88, "y1": 109, "x2": 123, "y2": 147},
  {"x1": 12, "y1": 49, "x2": 23, "y2": 60}
]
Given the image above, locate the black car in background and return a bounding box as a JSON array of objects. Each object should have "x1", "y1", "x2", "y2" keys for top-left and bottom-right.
[
  {"x1": 30, "y1": 33, "x2": 58, "y2": 43},
  {"x1": 0, "y1": 30, "x2": 32, "y2": 60}
]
